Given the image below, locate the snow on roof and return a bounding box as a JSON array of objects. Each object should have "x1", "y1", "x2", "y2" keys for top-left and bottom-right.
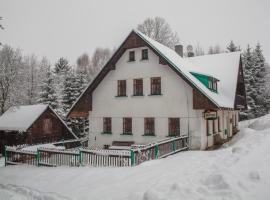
[
  {"x1": 0, "y1": 104, "x2": 48, "y2": 132},
  {"x1": 186, "y1": 52, "x2": 241, "y2": 108},
  {"x1": 134, "y1": 30, "x2": 241, "y2": 108}
]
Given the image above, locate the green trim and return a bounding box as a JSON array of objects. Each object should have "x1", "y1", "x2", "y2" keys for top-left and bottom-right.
[
  {"x1": 132, "y1": 94, "x2": 144, "y2": 97},
  {"x1": 121, "y1": 132, "x2": 133, "y2": 135},
  {"x1": 172, "y1": 140, "x2": 176, "y2": 152},
  {"x1": 130, "y1": 149, "x2": 135, "y2": 166},
  {"x1": 142, "y1": 134, "x2": 156, "y2": 136},
  {"x1": 148, "y1": 93, "x2": 162, "y2": 96},
  {"x1": 101, "y1": 132, "x2": 112, "y2": 135},
  {"x1": 154, "y1": 145, "x2": 159, "y2": 159},
  {"x1": 134, "y1": 30, "x2": 220, "y2": 108},
  {"x1": 36, "y1": 149, "x2": 40, "y2": 167},
  {"x1": 79, "y1": 150, "x2": 83, "y2": 165},
  {"x1": 115, "y1": 95, "x2": 127, "y2": 97}
]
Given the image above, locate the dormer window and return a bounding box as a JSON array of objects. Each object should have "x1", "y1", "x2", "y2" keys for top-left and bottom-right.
[
  {"x1": 142, "y1": 49, "x2": 148, "y2": 60},
  {"x1": 190, "y1": 72, "x2": 218, "y2": 93},
  {"x1": 129, "y1": 51, "x2": 135, "y2": 62}
]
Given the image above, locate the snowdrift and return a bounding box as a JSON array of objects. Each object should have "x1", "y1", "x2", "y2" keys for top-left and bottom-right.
[{"x1": 0, "y1": 114, "x2": 270, "y2": 200}]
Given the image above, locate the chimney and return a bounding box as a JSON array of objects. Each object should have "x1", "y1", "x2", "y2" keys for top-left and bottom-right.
[
  {"x1": 187, "y1": 45, "x2": 195, "y2": 57},
  {"x1": 175, "y1": 45, "x2": 183, "y2": 57}
]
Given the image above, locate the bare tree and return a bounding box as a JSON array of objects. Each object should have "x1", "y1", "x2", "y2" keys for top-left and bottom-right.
[
  {"x1": 89, "y1": 48, "x2": 111, "y2": 79},
  {"x1": 0, "y1": 45, "x2": 22, "y2": 114},
  {"x1": 0, "y1": 17, "x2": 4, "y2": 30},
  {"x1": 23, "y1": 55, "x2": 39, "y2": 104},
  {"x1": 77, "y1": 53, "x2": 90, "y2": 75},
  {"x1": 194, "y1": 43, "x2": 205, "y2": 56},
  {"x1": 137, "y1": 17, "x2": 179, "y2": 49}
]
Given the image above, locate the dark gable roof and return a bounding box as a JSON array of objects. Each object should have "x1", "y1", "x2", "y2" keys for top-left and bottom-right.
[{"x1": 67, "y1": 30, "x2": 242, "y2": 117}]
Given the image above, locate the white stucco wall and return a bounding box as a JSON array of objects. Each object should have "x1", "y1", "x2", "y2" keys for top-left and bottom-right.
[
  {"x1": 88, "y1": 47, "x2": 206, "y2": 149},
  {"x1": 88, "y1": 46, "x2": 239, "y2": 150}
]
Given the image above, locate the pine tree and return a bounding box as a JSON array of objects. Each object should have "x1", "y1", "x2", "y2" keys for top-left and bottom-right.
[
  {"x1": 227, "y1": 40, "x2": 240, "y2": 52},
  {"x1": 242, "y1": 45, "x2": 255, "y2": 119},
  {"x1": 38, "y1": 69, "x2": 58, "y2": 109},
  {"x1": 242, "y1": 44, "x2": 269, "y2": 119},
  {"x1": 251, "y1": 43, "x2": 268, "y2": 117},
  {"x1": 61, "y1": 70, "x2": 80, "y2": 115}
]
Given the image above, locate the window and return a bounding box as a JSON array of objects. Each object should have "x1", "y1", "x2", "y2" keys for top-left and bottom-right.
[
  {"x1": 144, "y1": 118, "x2": 155, "y2": 135},
  {"x1": 213, "y1": 81, "x2": 217, "y2": 91},
  {"x1": 208, "y1": 78, "x2": 213, "y2": 90},
  {"x1": 129, "y1": 51, "x2": 135, "y2": 62},
  {"x1": 103, "y1": 117, "x2": 111, "y2": 133},
  {"x1": 117, "y1": 80, "x2": 126, "y2": 96},
  {"x1": 150, "y1": 77, "x2": 161, "y2": 95},
  {"x1": 43, "y1": 119, "x2": 52, "y2": 134},
  {"x1": 206, "y1": 120, "x2": 210, "y2": 136},
  {"x1": 212, "y1": 120, "x2": 216, "y2": 134},
  {"x1": 142, "y1": 49, "x2": 148, "y2": 60},
  {"x1": 123, "y1": 118, "x2": 132, "y2": 134},
  {"x1": 218, "y1": 116, "x2": 221, "y2": 132},
  {"x1": 168, "y1": 118, "x2": 180, "y2": 136},
  {"x1": 133, "y1": 79, "x2": 143, "y2": 96}
]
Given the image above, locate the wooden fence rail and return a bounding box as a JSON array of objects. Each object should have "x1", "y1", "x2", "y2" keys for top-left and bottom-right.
[{"x1": 4, "y1": 136, "x2": 189, "y2": 167}]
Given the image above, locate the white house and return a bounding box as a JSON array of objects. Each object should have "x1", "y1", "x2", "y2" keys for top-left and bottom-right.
[{"x1": 68, "y1": 30, "x2": 246, "y2": 150}]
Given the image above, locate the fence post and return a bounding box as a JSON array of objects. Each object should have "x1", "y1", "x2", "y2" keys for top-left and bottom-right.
[
  {"x1": 4, "y1": 145, "x2": 7, "y2": 167},
  {"x1": 172, "y1": 140, "x2": 176, "y2": 152},
  {"x1": 79, "y1": 149, "x2": 83, "y2": 166},
  {"x1": 154, "y1": 144, "x2": 159, "y2": 159},
  {"x1": 130, "y1": 149, "x2": 135, "y2": 166},
  {"x1": 36, "y1": 149, "x2": 40, "y2": 167}
]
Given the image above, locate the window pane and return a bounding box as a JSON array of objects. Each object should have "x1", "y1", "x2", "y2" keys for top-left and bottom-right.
[
  {"x1": 117, "y1": 80, "x2": 126, "y2": 96},
  {"x1": 144, "y1": 118, "x2": 155, "y2": 135},
  {"x1": 103, "y1": 117, "x2": 111, "y2": 133},
  {"x1": 151, "y1": 77, "x2": 161, "y2": 95},
  {"x1": 123, "y1": 118, "x2": 132, "y2": 133},
  {"x1": 168, "y1": 118, "x2": 180, "y2": 136},
  {"x1": 142, "y1": 49, "x2": 148, "y2": 60},
  {"x1": 129, "y1": 51, "x2": 135, "y2": 61},
  {"x1": 133, "y1": 79, "x2": 143, "y2": 95}
]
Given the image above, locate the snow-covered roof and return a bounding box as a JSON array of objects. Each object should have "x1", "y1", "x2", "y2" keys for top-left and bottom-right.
[
  {"x1": 0, "y1": 104, "x2": 48, "y2": 132},
  {"x1": 134, "y1": 30, "x2": 241, "y2": 108},
  {"x1": 186, "y1": 52, "x2": 241, "y2": 108}
]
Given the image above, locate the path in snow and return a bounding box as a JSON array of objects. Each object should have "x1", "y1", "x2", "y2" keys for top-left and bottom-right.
[{"x1": 0, "y1": 184, "x2": 71, "y2": 200}]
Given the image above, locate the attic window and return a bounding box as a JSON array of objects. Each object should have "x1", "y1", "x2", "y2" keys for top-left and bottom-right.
[
  {"x1": 208, "y1": 77, "x2": 218, "y2": 92},
  {"x1": 129, "y1": 51, "x2": 135, "y2": 62},
  {"x1": 141, "y1": 49, "x2": 148, "y2": 60}
]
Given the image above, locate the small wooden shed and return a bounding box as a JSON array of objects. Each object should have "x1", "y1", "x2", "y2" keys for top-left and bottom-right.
[{"x1": 0, "y1": 104, "x2": 77, "y2": 154}]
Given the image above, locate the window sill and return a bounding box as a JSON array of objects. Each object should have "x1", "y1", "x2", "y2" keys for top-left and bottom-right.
[
  {"x1": 132, "y1": 94, "x2": 144, "y2": 97},
  {"x1": 121, "y1": 133, "x2": 133, "y2": 136},
  {"x1": 148, "y1": 93, "x2": 162, "y2": 96},
  {"x1": 142, "y1": 134, "x2": 156, "y2": 137},
  {"x1": 101, "y1": 132, "x2": 112, "y2": 135},
  {"x1": 127, "y1": 60, "x2": 135, "y2": 62},
  {"x1": 115, "y1": 95, "x2": 127, "y2": 97},
  {"x1": 140, "y1": 58, "x2": 149, "y2": 61},
  {"x1": 166, "y1": 135, "x2": 179, "y2": 137}
]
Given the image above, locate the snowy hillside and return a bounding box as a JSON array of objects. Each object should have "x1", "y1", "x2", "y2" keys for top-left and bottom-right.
[{"x1": 1, "y1": 115, "x2": 270, "y2": 200}]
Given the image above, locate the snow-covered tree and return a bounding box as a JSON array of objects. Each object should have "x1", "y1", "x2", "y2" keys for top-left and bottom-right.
[
  {"x1": 137, "y1": 17, "x2": 179, "y2": 49},
  {"x1": 61, "y1": 70, "x2": 80, "y2": 115},
  {"x1": 227, "y1": 40, "x2": 241, "y2": 52},
  {"x1": 0, "y1": 45, "x2": 22, "y2": 114},
  {"x1": 242, "y1": 44, "x2": 269, "y2": 119},
  {"x1": 38, "y1": 68, "x2": 58, "y2": 109}
]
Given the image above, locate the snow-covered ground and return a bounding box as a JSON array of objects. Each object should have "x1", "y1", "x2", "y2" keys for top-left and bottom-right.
[{"x1": 1, "y1": 115, "x2": 270, "y2": 200}]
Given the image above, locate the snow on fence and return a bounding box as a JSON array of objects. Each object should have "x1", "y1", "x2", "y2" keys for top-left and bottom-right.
[
  {"x1": 4, "y1": 136, "x2": 189, "y2": 167},
  {"x1": 131, "y1": 135, "x2": 189, "y2": 166}
]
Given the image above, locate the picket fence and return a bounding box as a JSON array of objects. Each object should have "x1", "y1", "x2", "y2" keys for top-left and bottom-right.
[{"x1": 4, "y1": 135, "x2": 189, "y2": 167}]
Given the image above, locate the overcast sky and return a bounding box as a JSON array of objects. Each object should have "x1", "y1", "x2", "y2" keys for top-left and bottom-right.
[{"x1": 1, "y1": 0, "x2": 270, "y2": 65}]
